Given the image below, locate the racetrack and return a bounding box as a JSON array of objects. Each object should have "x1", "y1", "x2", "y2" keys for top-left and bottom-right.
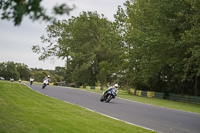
[{"x1": 27, "y1": 84, "x2": 200, "y2": 133}]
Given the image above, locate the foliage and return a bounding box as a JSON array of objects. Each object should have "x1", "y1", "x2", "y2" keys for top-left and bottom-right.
[
  {"x1": 32, "y1": 0, "x2": 200, "y2": 96},
  {"x1": 114, "y1": 0, "x2": 200, "y2": 96},
  {"x1": 0, "y1": 61, "x2": 20, "y2": 80},
  {"x1": 15, "y1": 63, "x2": 30, "y2": 80},
  {"x1": 0, "y1": 61, "x2": 64, "y2": 82},
  {"x1": 33, "y1": 11, "x2": 123, "y2": 86},
  {"x1": 0, "y1": 0, "x2": 74, "y2": 26}
]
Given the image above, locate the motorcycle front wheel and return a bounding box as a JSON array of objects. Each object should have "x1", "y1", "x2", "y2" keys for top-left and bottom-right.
[
  {"x1": 42, "y1": 84, "x2": 46, "y2": 89},
  {"x1": 100, "y1": 95, "x2": 104, "y2": 102},
  {"x1": 106, "y1": 95, "x2": 113, "y2": 103}
]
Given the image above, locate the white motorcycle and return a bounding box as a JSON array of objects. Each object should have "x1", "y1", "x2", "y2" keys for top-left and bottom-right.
[{"x1": 42, "y1": 78, "x2": 49, "y2": 89}]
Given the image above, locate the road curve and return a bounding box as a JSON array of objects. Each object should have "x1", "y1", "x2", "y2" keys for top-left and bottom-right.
[{"x1": 27, "y1": 84, "x2": 200, "y2": 133}]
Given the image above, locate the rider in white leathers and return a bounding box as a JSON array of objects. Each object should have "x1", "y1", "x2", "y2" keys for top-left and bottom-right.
[
  {"x1": 104, "y1": 84, "x2": 118, "y2": 98},
  {"x1": 43, "y1": 75, "x2": 51, "y2": 85},
  {"x1": 30, "y1": 76, "x2": 34, "y2": 85}
]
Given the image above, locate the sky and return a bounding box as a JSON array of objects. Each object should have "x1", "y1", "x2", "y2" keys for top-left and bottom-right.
[{"x1": 0, "y1": 0, "x2": 126, "y2": 70}]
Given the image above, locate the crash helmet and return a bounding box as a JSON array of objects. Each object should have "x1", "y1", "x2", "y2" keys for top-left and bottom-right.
[
  {"x1": 48, "y1": 75, "x2": 50, "y2": 78},
  {"x1": 114, "y1": 84, "x2": 118, "y2": 88}
]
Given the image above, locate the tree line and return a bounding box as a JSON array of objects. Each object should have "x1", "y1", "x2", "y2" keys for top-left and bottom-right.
[
  {"x1": 32, "y1": 0, "x2": 200, "y2": 96},
  {"x1": 0, "y1": 61, "x2": 65, "y2": 83}
]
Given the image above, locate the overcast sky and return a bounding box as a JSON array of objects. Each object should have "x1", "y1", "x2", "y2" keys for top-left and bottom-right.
[{"x1": 0, "y1": 0, "x2": 126, "y2": 70}]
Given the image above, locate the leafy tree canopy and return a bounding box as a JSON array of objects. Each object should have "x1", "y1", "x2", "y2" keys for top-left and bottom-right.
[
  {"x1": 115, "y1": 0, "x2": 200, "y2": 95},
  {"x1": 0, "y1": 0, "x2": 74, "y2": 26},
  {"x1": 33, "y1": 11, "x2": 123, "y2": 86}
]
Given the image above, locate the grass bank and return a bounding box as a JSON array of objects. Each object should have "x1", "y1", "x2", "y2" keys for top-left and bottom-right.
[
  {"x1": 0, "y1": 81, "x2": 156, "y2": 133},
  {"x1": 117, "y1": 90, "x2": 200, "y2": 114}
]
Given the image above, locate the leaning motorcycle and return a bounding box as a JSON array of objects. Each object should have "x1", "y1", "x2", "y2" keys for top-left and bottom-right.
[
  {"x1": 42, "y1": 79, "x2": 49, "y2": 89},
  {"x1": 100, "y1": 88, "x2": 117, "y2": 103},
  {"x1": 30, "y1": 80, "x2": 33, "y2": 85}
]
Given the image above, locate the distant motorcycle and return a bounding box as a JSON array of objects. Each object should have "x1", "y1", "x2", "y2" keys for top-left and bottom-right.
[
  {"x1": 30, "y1": 77, "x2": 34, "y2": 85},
  {"x1": 100, "y1": 88, "x2": 117, "y2": 103},
  {"x1": 30, "y1": 80, "x2": 33, "y2": 85},
  {"x1": 42, "y1": 78, "x2": 49, "y2": 89}
]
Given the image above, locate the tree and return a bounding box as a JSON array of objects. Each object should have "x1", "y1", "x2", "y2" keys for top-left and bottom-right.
[
  {"x1": 1, "y1": 61, "x2": 19, "y2": 80},
  {"x1": 55, "y1": 66, "x2": 65, "y2": 76},
  {"x1": 15, "y1": 63, "x2": 31, "y2": 80},
  {"x1": 0, "y1": 62, "x2": 8, "y2": 79},
  {"x1": 180, "y1": 0, "x2": 200, "y2": 95},
  {"x1": 0, "y1": 0, "x2": 74, "y2": 26},
  {"x1": 33, "y1": 11, "x2": 123, "y2": 86},
  {"x1": 115, "y1": 0, "x2": 200, "y2": 95}
]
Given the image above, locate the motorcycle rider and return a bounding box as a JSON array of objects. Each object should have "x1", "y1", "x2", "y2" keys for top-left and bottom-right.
[
  {"x1": 43, "y1": 75, "x2": 51, "y2": 85},
  {"x1": 30, "y1": 76, "x2": 34, "y2": 85},
  {"x1": 104, "y1": 84, "x2": 119, "y2": 98}
]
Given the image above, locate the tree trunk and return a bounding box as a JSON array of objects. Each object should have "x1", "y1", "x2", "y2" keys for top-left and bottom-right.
[{"x1": 194, "y1": 76, "x2": 199, "y2": 96}]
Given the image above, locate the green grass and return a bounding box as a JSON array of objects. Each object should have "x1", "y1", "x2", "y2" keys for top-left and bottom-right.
[
  {"x1": 117, "y1": 90, "x2": 200, "y2": 114},
  {"x1": 76, "y1": 88, "x2": 200, "y2": 114},
  {"x1": 0, "y1": 81, "x2": 156, "y2": 133},
  {"x1": 21, "y1": 80, "x2": 42, "y2": 85}
]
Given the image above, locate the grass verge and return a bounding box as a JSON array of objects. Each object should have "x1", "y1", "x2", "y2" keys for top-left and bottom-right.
[
  {"x1": 117, "y1": 90, "x2": 200, "y2": 114},
  {"x1": 0, "y1": 81, "x2": 156, "y2": 133}
]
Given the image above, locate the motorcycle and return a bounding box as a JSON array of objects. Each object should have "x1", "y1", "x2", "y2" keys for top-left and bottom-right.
[
  {"x1": 30, "y1": 77, "x2": 34, "y2": 85},
  {"x1": 30, "y1": 80, "x2": 33, "y2": 85},
  {"x1": 42, "y1": 78, "x2": 49, "y2": 89},
  {"x1": 100, "y1": 88, "x2": 117, "y2": 103}
]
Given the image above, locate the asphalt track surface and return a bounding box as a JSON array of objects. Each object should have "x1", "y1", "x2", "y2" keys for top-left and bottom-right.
[{"x1": 27, "y1": 84, "x2": 200, "y2": 133}]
